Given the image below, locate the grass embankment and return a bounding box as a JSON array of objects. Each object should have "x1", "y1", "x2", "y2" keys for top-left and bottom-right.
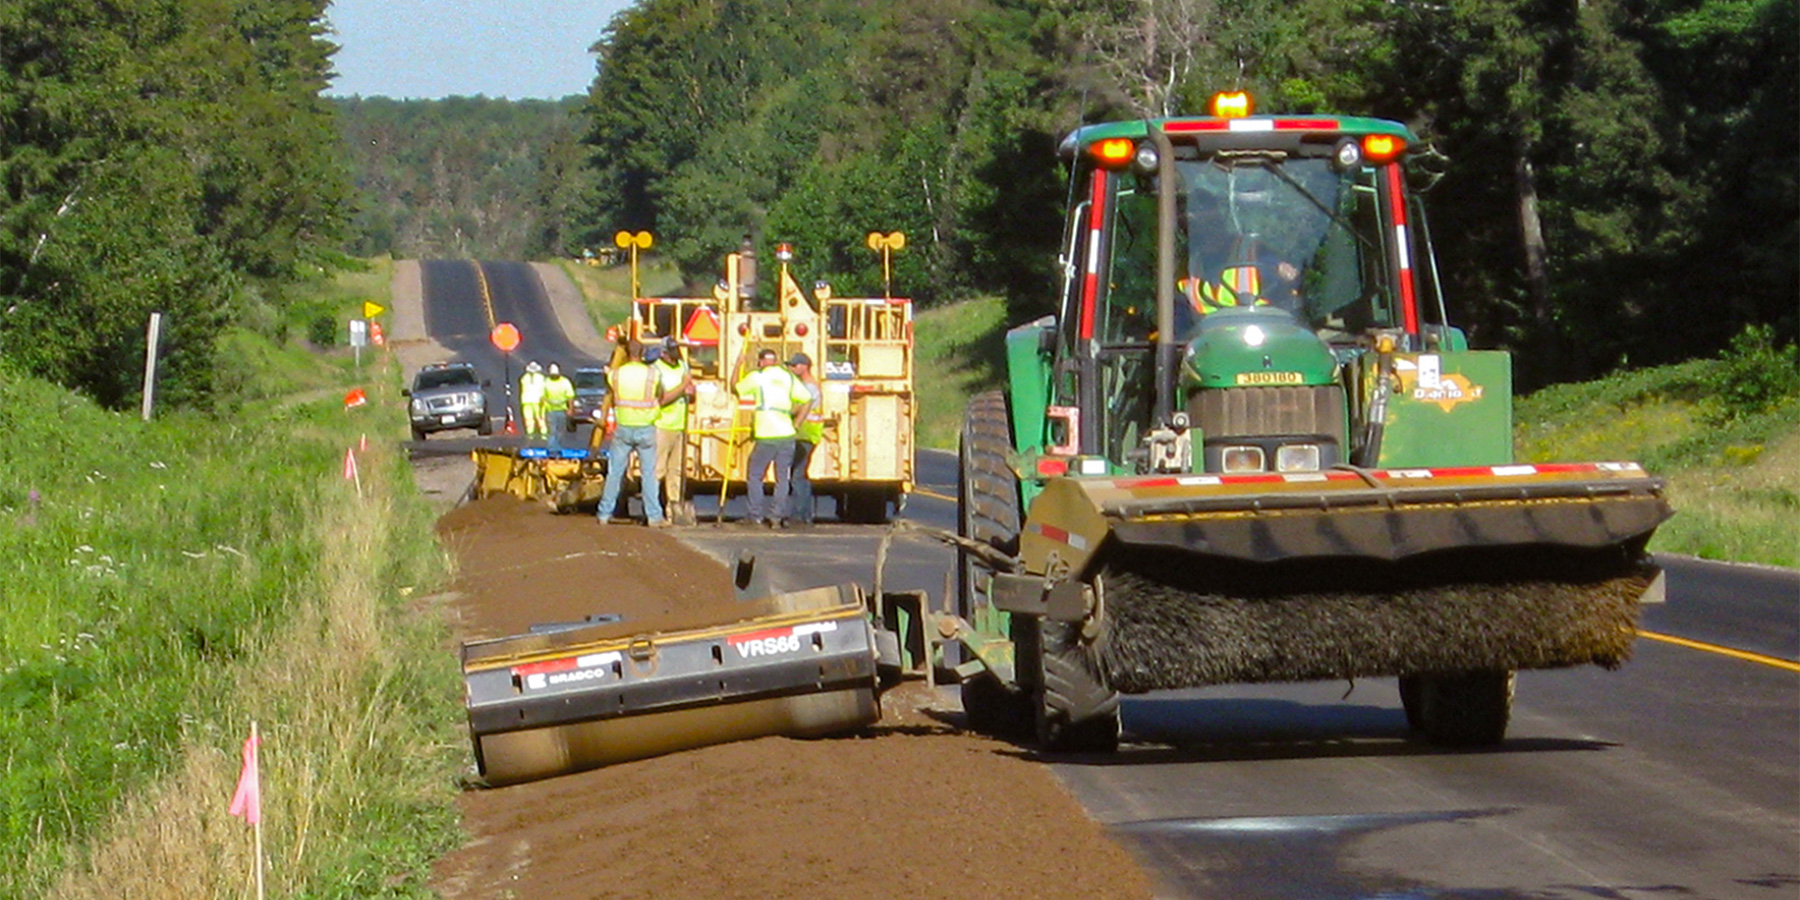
[
  {"x1": 0, "y1": 273, "x2": 463, "y2": 898},
  {"x1": 554, "y1": 257, "x2": 685, "y2": 335},
  {"x1": 912, "y1": 297, "x2": 1009, "y2": 449},
  {"x1": 1516, "y1": 347, "x2": 1800, "y2": 568}
]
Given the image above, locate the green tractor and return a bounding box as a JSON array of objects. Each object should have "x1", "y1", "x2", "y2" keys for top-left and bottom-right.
[{"x1": 954, "y1": 96, "x2": 1672, "y2": 752}]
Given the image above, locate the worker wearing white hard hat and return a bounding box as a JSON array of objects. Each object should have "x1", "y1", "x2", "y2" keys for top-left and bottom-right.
[
  {"x1": 542, "y1": 362, "x2": 575, "y2": 453},
  {"x1": 520, "y1": 361, "x2": 547, "y2": 441}
]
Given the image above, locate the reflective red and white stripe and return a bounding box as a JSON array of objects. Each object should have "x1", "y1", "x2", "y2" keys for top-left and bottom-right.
[
  {"x1": 1078, "y1": 171, "x2": 1108, "y2": 341},
  {"x1": 1108, "y1": 461, "x2": 1645, "y2": 491},
  {"x1": 1028, "y1": 521, "x2": 1090, "y2": 550},
  {"x1": 1162, "y1": 118, "x2": 1342, "y2": 133},
  {"x1": 1384, "y1": 163, "x2": 1419, "y2": 334}
]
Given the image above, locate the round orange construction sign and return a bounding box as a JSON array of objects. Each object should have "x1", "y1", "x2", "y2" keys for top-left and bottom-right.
[{"x1": 490, "y1": 322, "x2": 521, "y2": 352}]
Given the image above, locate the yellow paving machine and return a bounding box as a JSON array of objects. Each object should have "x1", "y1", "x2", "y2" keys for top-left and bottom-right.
[{"x1": 472, "y1": 246, "x2": 915, "y2": 523}]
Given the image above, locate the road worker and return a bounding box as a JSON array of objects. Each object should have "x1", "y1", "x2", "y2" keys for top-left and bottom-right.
[
  {"x1": 519, "y1": 361, "x2": 547, "y2": 441},
  {"x1": 785, "y1": 352, "x2": 823, "y2": 528},
  {"x1": 596, "y1": 341, "x2": 667, "y2": 526},
  {"x1": 542, "y1": 362, "x2": 576, "y2": 453},
  {"x1": 734, "y1": 348, "x2": 812, "y2": 527},
  {"x1": 650, "y1": 337, "x2": 694, "y2": 522}
]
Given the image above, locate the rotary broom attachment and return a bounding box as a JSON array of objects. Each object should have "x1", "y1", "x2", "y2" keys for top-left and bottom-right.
[
  {"x1": 1013, "y1": 462, "x2": 1672, "y2": 696},
  {"x1": 1096, "y1": 544, "x2": 1656, "y2": 694}
]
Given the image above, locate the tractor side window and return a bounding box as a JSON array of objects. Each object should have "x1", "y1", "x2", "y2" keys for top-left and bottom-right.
[{"x1": 1100, "y1": 183, "x2": 1158, "y2": 345}]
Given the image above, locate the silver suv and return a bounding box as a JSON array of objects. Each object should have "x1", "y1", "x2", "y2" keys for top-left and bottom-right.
[{"x1": 405, "y1": 362, "x2": 492, "y2": 440}]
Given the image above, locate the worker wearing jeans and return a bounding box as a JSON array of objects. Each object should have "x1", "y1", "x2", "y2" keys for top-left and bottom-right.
[
  {"x1": 650, "y1": 338, "x2": 694, "y2": 515},
  {"x1": 734, "y1": 348, "x2": 812, "y2": 527},
  {"x1": 597, "y1": 342, "x2": 666, "y2": 526},
  {"x1": 542, "y1": 363, "x2": 575, "y2": 453},
  {"x1": 785, "y1": 353, "x2": 823, "y2": 526}
]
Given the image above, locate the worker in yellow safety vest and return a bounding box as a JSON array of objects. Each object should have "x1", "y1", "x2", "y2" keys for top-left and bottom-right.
[
  {"x1": 542, "y1": 362, "x2": 575, "y2": 453},
  {"x1": 596, "y1": 341, "x2": 667, "y2": 527},
  {"x1": 649, "y1": 337, "x2": 694, "y2": 513},
  {"x1": 734, "y1": 348, "x2": 813, "y2": 527},
  {"x1": 1181, "y1": 258, "x2": 1302, "y2": 317},
  {"x1": 519, "y1": 361, "x2": 547, "y2": 441},
  {"x1": 785, "y1": 353, "x2": 824, "y2": 527}
]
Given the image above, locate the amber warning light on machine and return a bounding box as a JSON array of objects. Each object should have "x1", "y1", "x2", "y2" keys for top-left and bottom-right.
[
  {"x1": 1209, "y1": 91, "x2": 1253, "y2": 118},
  {"x1": 1092, "y1": 138, "x2": 1136, "y2": 167},
  {"x1": 1362, "y1": 133, "x2": 1406, "y2": 163}
]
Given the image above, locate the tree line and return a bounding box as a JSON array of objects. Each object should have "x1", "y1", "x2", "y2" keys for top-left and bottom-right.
[
  {"x1": 333, "y1": 95, "x2": 587, "y2": 262},
  {"x1": 0, "y1": 0, "x2": 1790, "y2": 408},
  {"x1": 0, "y1": 0, "x2": 350, "y2": 408},
  {"x1": 571, "y1": 0, "x2": 1796, "y2": 387}
]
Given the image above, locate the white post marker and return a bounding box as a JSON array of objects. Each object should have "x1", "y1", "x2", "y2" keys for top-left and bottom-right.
[
  {"x1": 349, "y1": 317, "x2": 369, "y2": 369},
  {"x1": 141, "y1": 312, "x2": 162, "y2": 421}
]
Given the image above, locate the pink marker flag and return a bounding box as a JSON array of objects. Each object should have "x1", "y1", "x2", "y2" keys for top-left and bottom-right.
[
  {"x1": 228, "y1": 729, "x2": 262, "y2": 825},
  {"x1": 342, "y1": 447, "x2": 358, "y2": 482}
]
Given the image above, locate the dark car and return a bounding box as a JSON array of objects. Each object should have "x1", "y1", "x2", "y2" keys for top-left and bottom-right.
[
  {"x1": 566, "y1": 365, "x2": 609, "y2": 431},
  {"x1": 405, "y1": 362, "x2": 492, "y2": 441}
]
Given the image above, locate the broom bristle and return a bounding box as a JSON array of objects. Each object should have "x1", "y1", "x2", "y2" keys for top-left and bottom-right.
[{"x1": 1096, "y1": 552, "x2": 1648, "y2": 694}]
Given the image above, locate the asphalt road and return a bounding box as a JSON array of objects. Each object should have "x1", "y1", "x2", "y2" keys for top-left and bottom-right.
[
  {"x1": 413, "y1": 259, "x2": 1799, "y2": 898},
  {"x1": 410, "y1": 259, "x2": 607, "y2": 455},
  {"x1": 713, "y1": 447, "x2": 1799, "y2": 900}
]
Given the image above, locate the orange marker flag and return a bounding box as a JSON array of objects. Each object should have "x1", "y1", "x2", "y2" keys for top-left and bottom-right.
[{"x1": 228, "y1": 726, "x2": 261, "y2": 825}]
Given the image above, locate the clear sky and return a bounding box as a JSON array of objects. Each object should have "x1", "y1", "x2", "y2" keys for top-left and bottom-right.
[{"x1": 325, "y1": 0, "x2": 636, "y2": 100}]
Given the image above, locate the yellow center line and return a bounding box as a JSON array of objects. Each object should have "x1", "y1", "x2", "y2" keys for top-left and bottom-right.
[
  {"x1": 1636, "y1": 629, "x2": 1800, "y2": 673},
  {"x1": 912, "y1": 486, "x2": 956, "y2": 504},
  {"x1": 473, "y1": 260, "x2": 496, "y2": 329}
]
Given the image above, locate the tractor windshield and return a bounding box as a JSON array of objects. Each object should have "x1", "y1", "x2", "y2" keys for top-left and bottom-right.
[
  {"x1": 1096, "y1": 155, "x2": 1396, "y2": 342},
  {"x1": 1178, "y1": 156, "x2": 1389, "y2": 337}
]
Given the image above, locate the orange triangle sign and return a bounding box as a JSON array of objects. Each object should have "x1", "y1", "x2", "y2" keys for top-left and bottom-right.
[{"x1": 682, "y1": 307, "x2": 722, "y2": 344}]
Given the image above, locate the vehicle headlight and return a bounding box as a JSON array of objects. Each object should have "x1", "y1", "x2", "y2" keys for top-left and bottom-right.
[
  {"x1": 1275, "y1": 444, "x2": 1321, "y2": 472},
  {"x1": 463, "y1": 392, "x2": 482, "y2": 407},
  {"x1": 1221, "y1": 446, "x2": 1265, "y2": 473},
  {"x1": 410, "y1": 399, "x2": 426, "y2": 412}
]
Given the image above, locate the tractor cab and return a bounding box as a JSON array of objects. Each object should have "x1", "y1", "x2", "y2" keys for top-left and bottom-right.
[{"x1": 1033, "y1": 93, "x2": 1473, "y2": 478}]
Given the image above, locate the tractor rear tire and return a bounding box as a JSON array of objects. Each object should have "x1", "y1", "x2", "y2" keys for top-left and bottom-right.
[
  {"x1": 957, "y1": 391, "x2": 1034, "y2": 736},
  {"x1": 1409, "y1": 670, "x2": 1514, "y2": 747}
]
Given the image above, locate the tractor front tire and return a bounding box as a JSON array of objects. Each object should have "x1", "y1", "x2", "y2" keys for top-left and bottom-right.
[
  {"x1": 1036, "y1": 619, "x2": 1121, "y2": 754},
  {"x1": 957, "y1": 391, "x2": 1034, "y2": 736}
]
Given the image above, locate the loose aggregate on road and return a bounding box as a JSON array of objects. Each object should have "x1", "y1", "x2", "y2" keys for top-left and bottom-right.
[{"x1": 427, "y1": 496, "x2": 1154, "y2": 900}]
